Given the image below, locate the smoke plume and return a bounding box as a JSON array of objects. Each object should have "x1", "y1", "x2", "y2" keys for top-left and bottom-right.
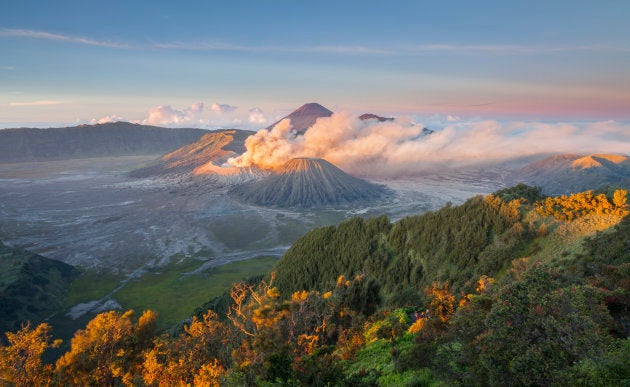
[{"x1": 228, "y1": 113, "x2": 630, "y2": 177}]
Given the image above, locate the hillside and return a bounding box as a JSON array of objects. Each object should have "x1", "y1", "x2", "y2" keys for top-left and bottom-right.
[
  {"x1": 1, "y1": 186, "x2": 628, "y2": 385},
  {"x1": 0, "y1": 241, "x2": 78, "y2": 334},
  {"x1": 0, "y1": 122, "x2": 207, "y2": 163},
  {"x1": 272, "y1": 192, "x2": 523, "y2": 303},
  {"x1": 517, "y1": 153, "x2": 630, "y2": 194},
  {"x1": 229, "y1": 157, "x2": 390, "y2": 208},
  {"x1": 265, "y1": 102, "x2": 333, "y2": 134},
  {"x1": 128, "y1": 129, "x2": 254, "y2": 177}
]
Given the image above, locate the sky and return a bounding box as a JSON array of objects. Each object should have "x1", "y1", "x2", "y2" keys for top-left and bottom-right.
[{"x1": 1, "y1": 0, "x2": 629, "y2": 129}]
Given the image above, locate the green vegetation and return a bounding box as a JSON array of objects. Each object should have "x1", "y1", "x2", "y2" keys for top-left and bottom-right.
[
  {"x1": 115, "y1": 256, "x2": 277, "y2": 327},
  {"x1": 2, "y1": 185, "x2": 628, "y2": 385},
  {"x1": 0, "y1": 242, "x2": 78, "y2": 334},
  {"x1": 63, "y1": 257, "x2": 277, "y2": 329},
  {"x1": 65, "y1": 271, "x2": 124, "y2": 307},
  {"x1": 273, "y1": 194, "x2": 523, "y2": 306}
]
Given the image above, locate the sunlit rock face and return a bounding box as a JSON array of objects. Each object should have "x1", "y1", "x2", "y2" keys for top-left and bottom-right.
[
  {"x1": 517, "y1": 153, "x2": 630, "y2": 194},
  {"x1": 129, "y1": 129, "x2": 256, "y2": 178},
  {"x1": 229, "y1": 157, "x2": 390, "y2": 208}
]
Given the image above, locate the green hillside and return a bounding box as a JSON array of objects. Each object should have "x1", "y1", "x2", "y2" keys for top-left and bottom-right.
[
  {"x1": 273, "y1": 188, "x2": 528, "y2": 306},
  {"x1": 0, "y1": 242, "x2": 78, "y2": 334},
  {"x1": 1, "y1": 185, "x2": 628, "y2": 385}
]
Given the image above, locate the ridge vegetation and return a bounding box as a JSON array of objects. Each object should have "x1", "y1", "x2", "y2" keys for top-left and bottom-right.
[{"x1": 2, "y1": 185, "x2": 629, "y2": 385}]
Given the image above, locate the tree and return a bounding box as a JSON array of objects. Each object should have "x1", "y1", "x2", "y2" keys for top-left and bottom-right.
[
  {"x1": 425, "y1": 282, "x2": 455, "y2": 326},
  {"x1": 613, "y1": 189, "x2": 627, "y2": 209},
  {"x1": 142, "y1": 310, "x2": 228, "y2": 386},
  {"x1": 0, "y1": 322, "x2": 60, "y2": 386},
  {"x1": 55, "y1": 309, "x2": 156, "y2": 386},
  {"x1": 478, "y1": 265, "x2": 612, "y2": 385}
]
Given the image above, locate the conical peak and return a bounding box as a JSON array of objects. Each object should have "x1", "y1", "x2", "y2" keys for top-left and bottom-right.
[
  {"x1": 278, "y1": 157, "x2": 331, "y2": 174},
  {"x1": 293, "y1": 103, "x2": 333, "y2": 115},
  {"x1": 266, "y1": 103, "x2": 333, "y2": 134}
]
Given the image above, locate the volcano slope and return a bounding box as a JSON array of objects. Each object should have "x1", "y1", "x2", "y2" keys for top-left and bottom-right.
[
  {"x1": 128, "y1": 129, "x2": 254, "y2": 177},
  {"x1": 229, "y1": 157, "x2": 390, "y2": 208}
]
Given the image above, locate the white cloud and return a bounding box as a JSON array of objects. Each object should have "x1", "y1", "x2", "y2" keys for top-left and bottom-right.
[
  {"x1": 0, "y1": 66, "x2": 14, "y2": 70},
  {"x1": 9, "y1": 100, "x2": 65, "y2": 107},
  {"x1": 0, "y1": 28, "x2": 130, "y2": 49},
  {"x1": 210, "y1": 102, "x2": 237, "y2": 113},
  {"x1": 152, "y1": 41, "x2": 391, "y2": 55},
  {"x1": 248, "y1": 108, "x2": 267, "y2": 124},
  {"x1": 89, "y1": 115, "x2": 125, "y2": 124},
  {"x1": 138, "y1": 101, "x2": 268, "y2": 129},
  {"x1": 4, "y1": 27, "x2": 628, "y2": 56},
  {"x1": 142, "y1": 104, "x2": 197, "y2": 126}
]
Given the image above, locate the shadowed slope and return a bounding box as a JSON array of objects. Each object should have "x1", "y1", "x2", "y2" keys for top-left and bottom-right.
[
  {"x1": 0, "y1": 122, "x2": 207, "y2": 163},
  {"x1": 0, "y1": 241, "x2": 78, "y2": 334}
]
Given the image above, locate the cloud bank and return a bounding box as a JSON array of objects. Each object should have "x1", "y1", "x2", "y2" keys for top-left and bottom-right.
[
  {"x1": 89, "y1": 115, "x2": 124, "y2": 124},
  {"x1": 133, "y1": 102, "x2": 267, "y2": 129},
  {"x1": 86, "y1": 102, "x2": 268, "y2": 130},
  {"x1": 228, "y1": 113, "x2": 630, "y2": 177}
]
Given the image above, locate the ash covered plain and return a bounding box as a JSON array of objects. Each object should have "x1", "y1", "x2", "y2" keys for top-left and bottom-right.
[{"x1": 0, "y1": 155, "x2": 507, "y2": 323}]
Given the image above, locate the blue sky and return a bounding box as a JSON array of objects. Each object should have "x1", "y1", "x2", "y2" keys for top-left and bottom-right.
[{"x1": 1, "y1": 0, "x2": 629, "y2": 128}]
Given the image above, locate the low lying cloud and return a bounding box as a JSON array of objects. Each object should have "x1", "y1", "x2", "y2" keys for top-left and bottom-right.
[
  {"x1": 89, "y1": 115, "x2": 124, "y2": 124},
  {"x1": 248, "y1": 108, "x2": 267, "y2": 124},
  {"x1": 228, "y1": 113, "x2": 630, "y2": 177},
  {"x1": 138, "y1": 102, "x2": 267, "y2": 129},
  {"x1": 142, "y1": 104, "x2": 202, "y2": 126},
  {"x1": 210, "y1": 102, "x2": 237, "y2": 113}
]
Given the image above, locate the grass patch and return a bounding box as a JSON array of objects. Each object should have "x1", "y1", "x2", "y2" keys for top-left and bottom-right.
[
  {"x1": 531, "y1": 213, "x2": 623, "y2": 263},
  {"x1": 65, "y1": 271, "x2": 124, "y2": 307},
  {"x1": 114, "y1": 256, "x2": 278, "y2": 327}
]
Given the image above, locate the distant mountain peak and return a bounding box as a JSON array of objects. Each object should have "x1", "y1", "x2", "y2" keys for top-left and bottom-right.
[
  {"x1": 359, "y1": 113, "x2": 394, "y2": 122},
  {"x1": 266, "y1": 103, "x2": 333, "y2": 134},
  {"x1": 517, "y1": 153, "x2": 630, "y2": 195},
  {"x1": 293, "y1": 102, "x2": 333, "y2": 115},
  {"x1": 571, "y1": 154, "x2": 628, "y2": 170}
]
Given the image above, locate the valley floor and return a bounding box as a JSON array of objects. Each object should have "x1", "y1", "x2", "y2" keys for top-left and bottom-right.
[{"x1": 0, "y1": 156, "x2": 507, "y2": 325}]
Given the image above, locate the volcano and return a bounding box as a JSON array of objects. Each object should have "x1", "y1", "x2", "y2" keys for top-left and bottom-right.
[
  {"x1": 266, "y1": 103, "x2": 333, "y2": 134},
  {"x1": 516, "y1": 153, "x2": 630, "y2": 194},
  {"x1": 129, "y1": 129, "x2": 254, "y2": 177},
  {"x1": 229, "y1": 158, "x2": 389, "y2": 208}
]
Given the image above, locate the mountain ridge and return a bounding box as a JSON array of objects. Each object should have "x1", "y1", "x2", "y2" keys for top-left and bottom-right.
[
  {"x1": 0, "y1": 122, "x2": 208, "y2": 163},
  {"x1": 517, "y1": 153, "x2": 630, "y2": 194}
]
